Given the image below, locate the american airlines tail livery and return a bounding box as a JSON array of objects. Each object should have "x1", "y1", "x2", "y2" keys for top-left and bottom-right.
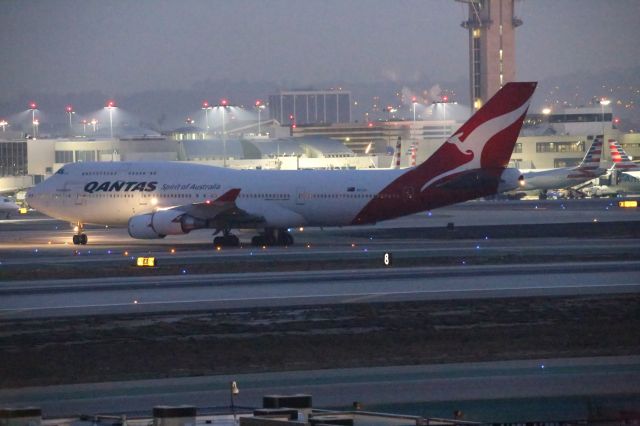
[
  {"x1": 609, "y1": 139, "x2": 639, "y2": 172},
  {"x1": 27, "y1": 82, "x2": 536, "y2": 246}
]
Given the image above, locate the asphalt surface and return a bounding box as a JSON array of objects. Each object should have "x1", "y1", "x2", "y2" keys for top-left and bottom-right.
[
  {"x1": 1, "y1": 198, "x2": 639, "y2": 421},
  {"x1": 1, "y1": 261, "x2": 639, "y2": 318},
  {"x1": 1, "y1": 356, "x2": 639, "y2": 421}
]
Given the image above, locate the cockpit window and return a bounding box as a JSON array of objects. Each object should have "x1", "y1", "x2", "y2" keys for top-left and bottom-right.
[{"x1": 56, "y1": 168, "x2": 65, "y2": 175}]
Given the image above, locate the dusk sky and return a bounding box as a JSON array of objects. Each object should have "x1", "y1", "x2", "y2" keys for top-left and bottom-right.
[{"x1": 1, "y1": 0, "x2": 639, "y2": 98}]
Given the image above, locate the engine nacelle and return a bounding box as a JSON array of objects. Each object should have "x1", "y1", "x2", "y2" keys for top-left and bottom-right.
[
  {"x1": 127, "y1": 210, "x2": 206, "y2": 239},
  {"x1": 497, "y1": 168, "x2": 525, "y2": 193}
]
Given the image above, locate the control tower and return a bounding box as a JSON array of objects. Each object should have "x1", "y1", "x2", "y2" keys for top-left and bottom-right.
[{"x1": 458, "y1": 0, "x2": 522, "y2": 111}]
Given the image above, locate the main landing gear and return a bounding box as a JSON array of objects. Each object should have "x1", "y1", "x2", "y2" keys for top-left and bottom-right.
[
  {"x1": 251, "y1": 228, "x2": 294, "y2": 247},
  {"x1": 72, "y1": 222, "x2": 88, "y2": 245},
  {"x1": 213, "y1": 229, "x2": 240, "y2": 247}
]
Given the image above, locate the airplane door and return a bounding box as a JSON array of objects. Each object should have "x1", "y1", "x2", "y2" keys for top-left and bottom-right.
[
  {"x1": 61, "y1": 181, "x2": 85, "y2": 207},
  {"x1": 296, "y1": 187, "x2": 306, "y2": 205},
  {"x1": 402, "y1": 186, "x2": 415, "y2": 201}
]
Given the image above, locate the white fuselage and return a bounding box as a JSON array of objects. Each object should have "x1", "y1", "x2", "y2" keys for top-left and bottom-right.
[
  {"x1": 613, "y1": 170, "x2": 640, "y2": 193},
  {"x1": 28, "y1": 162, "x2": 405, "y2": 228},
  {"x1": 0, "y1": 197, "x2": 20, "y2": 218},
  {"x1": 520, "y1": 167, "x2": 602, "y2": 191}
]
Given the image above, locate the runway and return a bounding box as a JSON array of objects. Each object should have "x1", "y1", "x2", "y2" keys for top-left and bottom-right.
[
  {"x1": 1, "y1": 261, "x2": 639, "y2": 319},
  {"x1": 2, "y1": 198, "x2": 640, "y2": 317},
  {"x1": 1, "y1": 356, "x2": 639, "y2": 420}
]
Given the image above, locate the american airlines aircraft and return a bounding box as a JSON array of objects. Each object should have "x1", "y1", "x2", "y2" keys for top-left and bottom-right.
[
  {"x1": 27, "y1": 82, "x2": 536, "y2": 246},
  {"x1": 518, "y1": 136, "x2": 605, "y2": 194},
  {"x1": 608, "y1": 139, "x2": 640, "y2": 193},
  {"x1": 0, "y1": 196, "x2": 20, "y2": 219}
]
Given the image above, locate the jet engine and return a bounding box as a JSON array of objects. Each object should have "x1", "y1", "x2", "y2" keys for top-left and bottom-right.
[
  {"x1": 128, "y1": 210, "x2": 207, "y2": 239},
  {"x1": 497, "y1": 168, "x2": 525, "y2": 193}
]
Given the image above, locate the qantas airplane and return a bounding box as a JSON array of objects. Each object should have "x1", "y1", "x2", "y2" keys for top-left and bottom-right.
[
  {"x1": 26, "y1": 82, "x2": 536, "y2": 246},
  {"x1": 517, "y1": 136, "x2": 606, "y2": 194},
  {"x1": 0, "y1": 196, "x2": 20, "y2": 219}
]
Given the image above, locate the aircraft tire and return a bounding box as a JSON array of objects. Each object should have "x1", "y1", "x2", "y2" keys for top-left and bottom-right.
[
  {"x1": 277, "y1": 230, "x2": 294, "y2": 246},
  {"x1": 214, "y1": 234, "x2": 240, "y2": 247},
  {"x1": 251, "y1": 235, "x2": 265, "y2": 246}
]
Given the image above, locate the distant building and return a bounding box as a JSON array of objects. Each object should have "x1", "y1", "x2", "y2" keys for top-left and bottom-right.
[
  {"x1": 269, "y1": 90, "x2": 351, "y2": 125},
  {"x1": 292, "y1": 120, "x2": 455, "y2": 162}
]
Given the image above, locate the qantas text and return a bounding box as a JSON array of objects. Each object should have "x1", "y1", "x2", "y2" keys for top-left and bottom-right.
[{"x1": 84, "y1": 181, "x2": 158, "y2": 193}]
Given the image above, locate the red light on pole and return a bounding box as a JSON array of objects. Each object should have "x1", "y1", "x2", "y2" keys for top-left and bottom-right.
[
  {"x1": 220, "y1": 98, "x2": 228, "y2": 107},
  {"x1": 29, "y1": 102, "x2": 37, "y2": 110},
  {"x1": 255, "y1": 100, "x2": 262, "y2": 107},
  {"x1": 106, "y1": 100, "x2": 116, "y2": 108},
  {"x1": 66, "y1": 105, "x2": 73, "y2": 113},
  {"x1": 202, "y1": 100, "x2": 210, "y2": 109},
  {"x1": 442, "y1": 95, "x2": 449, "y2": 102}
]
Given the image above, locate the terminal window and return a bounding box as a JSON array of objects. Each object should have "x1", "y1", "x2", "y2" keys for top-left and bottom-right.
[
  {"x1": 536, "y1": 142, "x2": 585, "y2": 153},
  {"x1": 0, "y1": 142, "x2": 27, "y2": 176},
  {"x1": 55, "y1": 151, "x2": 74, "y2": 163},
  {"x1": 554, "y1": 158, "x2": 581, "y2": 168}
]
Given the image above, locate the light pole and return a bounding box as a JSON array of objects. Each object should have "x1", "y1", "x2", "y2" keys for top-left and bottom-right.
[
  {"x1": 600, "y1": 98, "x2": 610, "y2": 140},
  {"x1": 33, "y1": 119, "x2": 39, "y2": 138},
  {"x1": 28, "y1": 102, "x2": 37, "y2": 138},
  {"x1": 0, "y1": 120, "x2": 7, "y2": 132},
  {"x1": 81, "y1": 119, "x2": 87, "y2": 136},
  {"x1": 106, "y1": 100, "x2": 117, "y2": 161},
  {"x1": 106, "y1": 100, "x2": 116, "y2": 139},
  {"x1": 202, "y1": 101, "x2": 211, "y2": 134},
  {"x1": 91, "y1": 118, "x2": 97, "y2": 133},
  {"x1": 220, "y1": 98, "x2": 229, "y2": 167},
  {"x1": 412, "y1": 97, "x2": 417, "y2": 122},
  {"x1": 230, "y1": 381, "x2": 239, "y2": 423},
  {"x1": 255, "y1": 100, "x2": 265, "y2": 135},
  {"x1": 66, "y1": 105, "x2": 74, "y2": 136},
  {"x1": 442, "y1": 95, "x2": 448, "y2": 138}
]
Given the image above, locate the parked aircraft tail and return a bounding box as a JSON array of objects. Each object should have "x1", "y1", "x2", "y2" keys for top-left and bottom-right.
[
  {"x1": 609, "y1": 139, "x2": 639, "y2": 171},
  {"x1": 567, "y1": 136, "x2": 605, "y2": 179},
  {"x1": 577, "y1": 136, "x2": 603, "y2": 171}
]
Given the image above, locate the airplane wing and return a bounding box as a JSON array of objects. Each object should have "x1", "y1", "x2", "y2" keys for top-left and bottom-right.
[{"x1": 165, "y1": 188, "x2": 265, "y2": 231}]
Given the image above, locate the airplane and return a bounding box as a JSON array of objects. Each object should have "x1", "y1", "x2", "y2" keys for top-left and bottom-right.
[
  {"x1": 0, "y1": 196, "x2": 20, "y2": 219},
  {"x1": 607, "y1": 139, "x2": 640, "y2": 193},
  {"x1": 517, "y1": 136, "x2": 606, "y2": 196},
  {"x1": 26, "y1": 82, "x2": 536, "y2": 246}
]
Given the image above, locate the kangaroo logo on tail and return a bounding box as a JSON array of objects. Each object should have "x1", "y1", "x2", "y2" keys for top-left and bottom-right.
[
  {"x1": 351, "y1": 82, "x2": 537, "y2": 225},
  {"x1": 420, "y1": 98, "x2": 533, "y2": 191}
]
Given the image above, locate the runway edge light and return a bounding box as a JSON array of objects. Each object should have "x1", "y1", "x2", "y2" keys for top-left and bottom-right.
[{"x1": 136, "y1": 257, "x2": 157, "y2": 267}]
